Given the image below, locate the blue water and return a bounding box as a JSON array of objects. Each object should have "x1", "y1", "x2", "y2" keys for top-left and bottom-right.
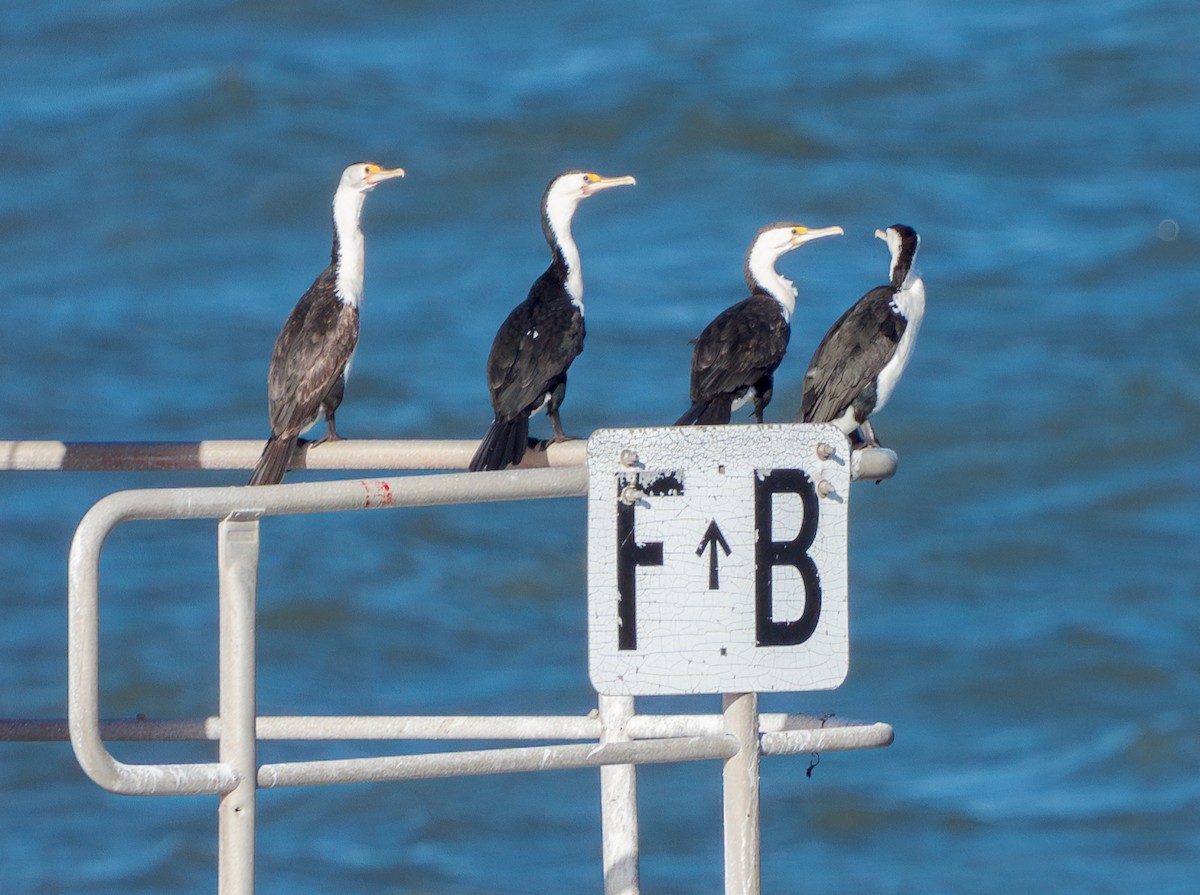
[{"x1": 2, "y1": 0, "x2": 1198, "y2": 892}]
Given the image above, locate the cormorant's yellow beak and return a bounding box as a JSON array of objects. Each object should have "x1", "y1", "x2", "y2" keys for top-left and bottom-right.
[
  {"x1": 582, "y1": 173, "x2": 637, "y2": 196},
  {"x1": 874, "y1": 228, "x2": 888, "y2": 241},
  {"x1": 364, "y1": 164, "x2": 406, "y2": 185},
  {"x1": 792, "y1": 225, "x2": 844, "y2": 246}
]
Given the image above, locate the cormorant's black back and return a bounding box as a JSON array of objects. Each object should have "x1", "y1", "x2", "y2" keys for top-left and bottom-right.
[
  {"x1": 469, "y1": 272, "x2": 584, "y2": 471},
  {"x1": 485, "y1": 273, "x2": 585, "y2": 421},
  {"x1": 675, "y1": 293, "x2": 789, "y2": 424},
  {"x1": 800, "y1": 286, "x2": 905, "y2": 424}
]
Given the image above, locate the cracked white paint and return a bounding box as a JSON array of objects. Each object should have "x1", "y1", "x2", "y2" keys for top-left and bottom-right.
[{"x1": 587, "y1": 424, "x2": 851, "y2": 696}]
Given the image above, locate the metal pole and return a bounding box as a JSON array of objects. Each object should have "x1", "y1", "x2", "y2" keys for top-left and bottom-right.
[
  {"x1": 67, "y1": 498, "x2": 238, "y2": 796},
  {"x1": 0, "y1": 438, "x2": 589, "y2": 472},
  {"x1": 3, "y1": 712, "x2": 894, "y2": 750},
  {"x1": 722, "y1": 693, "x2": 761, "y2": 895},
  {"x1": 0, "y1": 437, "x2": 895, "y2": 479},
  {"x1": 599, "y1": 694, "x2": 640, "y2": 895},
  {"x1": 217, "y1": 518, "x2": 260, "y2": 895},
  {"x1": 257, "y1": 735, "x2": 737, "y2": 788}
]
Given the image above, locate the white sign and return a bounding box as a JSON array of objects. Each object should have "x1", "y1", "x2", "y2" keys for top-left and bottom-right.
[{"x1": 586, "y1": 425, "x2": 851, "y2": 696}]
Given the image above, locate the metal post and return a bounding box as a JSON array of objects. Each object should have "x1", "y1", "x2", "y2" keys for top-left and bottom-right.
[
  {"x1": 722, "y1": 692, "x2": 760, "y2": 895},
  {"x1": 217, "y1": 518, "x2": 260, "y2": 895},
  {"x1": 599, "y1": 694, "x2": 640, "y2": 895}
]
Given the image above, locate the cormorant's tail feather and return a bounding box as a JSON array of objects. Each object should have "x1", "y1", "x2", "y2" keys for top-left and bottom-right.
[
  {"x1": 674, "y1": 401, "x2": 732, "y2": 426},
  {"x1": 469, "y1": 416, "x2": 530, "y2": 472},
  {"x1": 248, "y1": 435, "x2": 296, "y2": 486}
]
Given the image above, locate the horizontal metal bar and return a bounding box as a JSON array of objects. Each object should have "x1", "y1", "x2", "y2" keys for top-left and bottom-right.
[
  {"x1": 2, "y1": 712, "x2": 888, "y2": 748},
  {"x1": 850, "y1": 446, "x2": 898, "y2": 481},
  {"x1": 255, "y1": 715, "x2": 603, "y2": 741},
  {"x1": 0, "y1": 438, "x2": 895, "y2": 480},
  {"x1": 627, "y1": 712, "x2": 891, "y2": 740},
  {"x1": 75, "y1": 465, "x2": 590, "y2": 529},
  {"x1": 4, "y1": 716, "x2": 604, "y2": 743},
  {"x1": 0, "y1": 439, "x2": 586, "y2": 472},
  {"x1": 258, "y1": 735, "x2": 741, "y2": 788},
  {"x1": 761, "y1": 722, "x2": 894, "y2": 754},
  {"x1": 1, "y1": 718, "x2": 215, "y2": 742}
]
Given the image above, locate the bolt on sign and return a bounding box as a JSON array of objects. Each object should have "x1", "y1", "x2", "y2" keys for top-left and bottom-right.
[{"x1": 586, "y1": 425, "x2": 851, "y2": 696}]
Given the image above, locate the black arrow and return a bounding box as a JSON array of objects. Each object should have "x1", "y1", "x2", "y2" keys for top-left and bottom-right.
[{"x1": 696, "y1": 520, "x2": 732, "y2": 590}]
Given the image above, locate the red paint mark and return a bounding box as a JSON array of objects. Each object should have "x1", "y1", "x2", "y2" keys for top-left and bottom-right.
[
  {"x1": 361, "y1": 479, "x2": 395, "y2": 508},
  {"x1": 376, "y1": 481, "x2": 394, "y2": 507}
]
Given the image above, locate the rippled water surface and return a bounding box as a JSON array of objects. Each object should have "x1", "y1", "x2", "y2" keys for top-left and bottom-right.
[{"x1": 2, "y1": 1, "x2": 1198, "y2": 892}]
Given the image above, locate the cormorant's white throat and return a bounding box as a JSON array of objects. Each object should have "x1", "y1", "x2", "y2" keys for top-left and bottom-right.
[
  {"x1": 333, "y1": 163, "x2": 406, "y2": 308},
  {"x1": 542, "y1": 172, "x2": 636, "y2": 313},
  {"x1": 748, "y1": 224, "x2": 844, "y2": 319}
]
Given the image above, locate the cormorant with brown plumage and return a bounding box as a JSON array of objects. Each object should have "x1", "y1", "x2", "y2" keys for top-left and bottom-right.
[{"x1": 248, "y1": 162, "x2": 405, "y2": 485}]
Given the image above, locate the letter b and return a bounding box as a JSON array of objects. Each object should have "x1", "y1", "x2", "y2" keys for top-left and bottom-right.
[{"x1": 754, "y1": 469, "x2": 821, "y2": 646}]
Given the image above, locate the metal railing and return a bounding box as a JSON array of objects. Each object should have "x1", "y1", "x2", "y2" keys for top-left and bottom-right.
[{"x1": 1, "y1": 438, "x2": 896, "y2": 895}]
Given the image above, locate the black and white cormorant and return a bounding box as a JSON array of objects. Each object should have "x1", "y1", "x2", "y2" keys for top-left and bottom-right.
[
  {"x1": 799, "y1": 223, "x2": 924, "y2": 447},
  {"x1": 468, "y1": 170, "x2": 636, "y2": 472},
  {"x1": 674, "y1": 223, "x2": 844, "y2": 426},
  {"x1": 248, "y1": 161, "x2": 405, "y2": 486}
]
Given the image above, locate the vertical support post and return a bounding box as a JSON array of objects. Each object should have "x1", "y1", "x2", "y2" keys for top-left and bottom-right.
[
  {"x1": 599, "y1": 694, "x2": 640, "y2": 895},
  {"x1": 722, "y1": 692, "x2": 760, "y2": 895},
  {"x1": 217, "y1": 518, "x2": 260, "y2": 895}
]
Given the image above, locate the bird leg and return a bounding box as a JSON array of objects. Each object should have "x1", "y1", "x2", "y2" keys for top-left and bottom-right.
[
  {"x1": 751, "y1": 377, "x2": 773, "y2": 423},
  {"x1": 545, "y1": 381, "x2": 577, "y2": 443},
  {"x1": 311, "y1": 409, "x2": 342, "y2": 446},
  {"x1": 311, "y1": 376, "x2": 347, "y2": 446},
  {"x1": 856, "y1": 420, "x2": 881, "y2": 448},
  {"x1": 548, "y1": 408, "x2": 571, "y2": 443}
]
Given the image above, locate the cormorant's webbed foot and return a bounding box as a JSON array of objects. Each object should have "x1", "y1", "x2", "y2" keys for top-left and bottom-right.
[
  {"x1": 311, "y1": 417, "x2": 343, "y2": 447},
  {"x1": 548, "y1": 410, "x2": 578, "y2": 443}
]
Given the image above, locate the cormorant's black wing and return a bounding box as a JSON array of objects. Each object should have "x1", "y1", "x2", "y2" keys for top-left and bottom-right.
[
  {"x1": 486, "y1": 279, "x2": 585, "y2": 421},
  {"x1": 689, "y1": 294, "x2": 789, "y2": 403},
  {"x1": 801, "y1": 286, "x2": 905, "y2": 423},
  {"x1": 267, "y1": 266, "x2": 359, "y2": 436}
]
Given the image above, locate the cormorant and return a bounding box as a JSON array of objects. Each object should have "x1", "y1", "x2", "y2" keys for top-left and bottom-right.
[
  {"x1": 675, "y1": 223, "x2": 844, "y2": 425},
  {"x1": 469, "y1": 170, "x2": 636, "y2": 472},
  {"x1": 248, "y1": 161, "x2": 405, "y2": 486},
  {"x1": 799, "y1": 223, "x2": 924, "y2": 447}
]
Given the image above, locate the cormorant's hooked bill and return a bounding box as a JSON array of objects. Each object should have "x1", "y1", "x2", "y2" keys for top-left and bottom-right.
[
  {"x1": 799, "y1": 223, "x2": 924, "y2": 448},
  {"x1": 675, "y1": 223, "x2": 843, "y2": 427},
  {"x1": 469, "y1": 170, "x2": 636, "y2": 472},
  {"x1": 247, "y1": 162, "x2": 405, "y2": 486}
]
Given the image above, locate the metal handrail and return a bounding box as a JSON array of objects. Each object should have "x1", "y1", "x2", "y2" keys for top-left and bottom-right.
[
  {"x1": 0, "y1": 437, "x2": 897, "y2": 479},
  {"x1": 6, "y1": 433, "x2": 898, "y2": 895},
  {"x1": 257, "y1": 735, "x2": 743, "y2": 788},
  {"x1": 0, "y1": 438, "x2": 586, "y2": 471},
  {"x1": 68, "y1": 466, "x2": 589, "y2": 797},
  {"x1": 3, "y1": 712, "x2": 893, "y2": 746}
]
